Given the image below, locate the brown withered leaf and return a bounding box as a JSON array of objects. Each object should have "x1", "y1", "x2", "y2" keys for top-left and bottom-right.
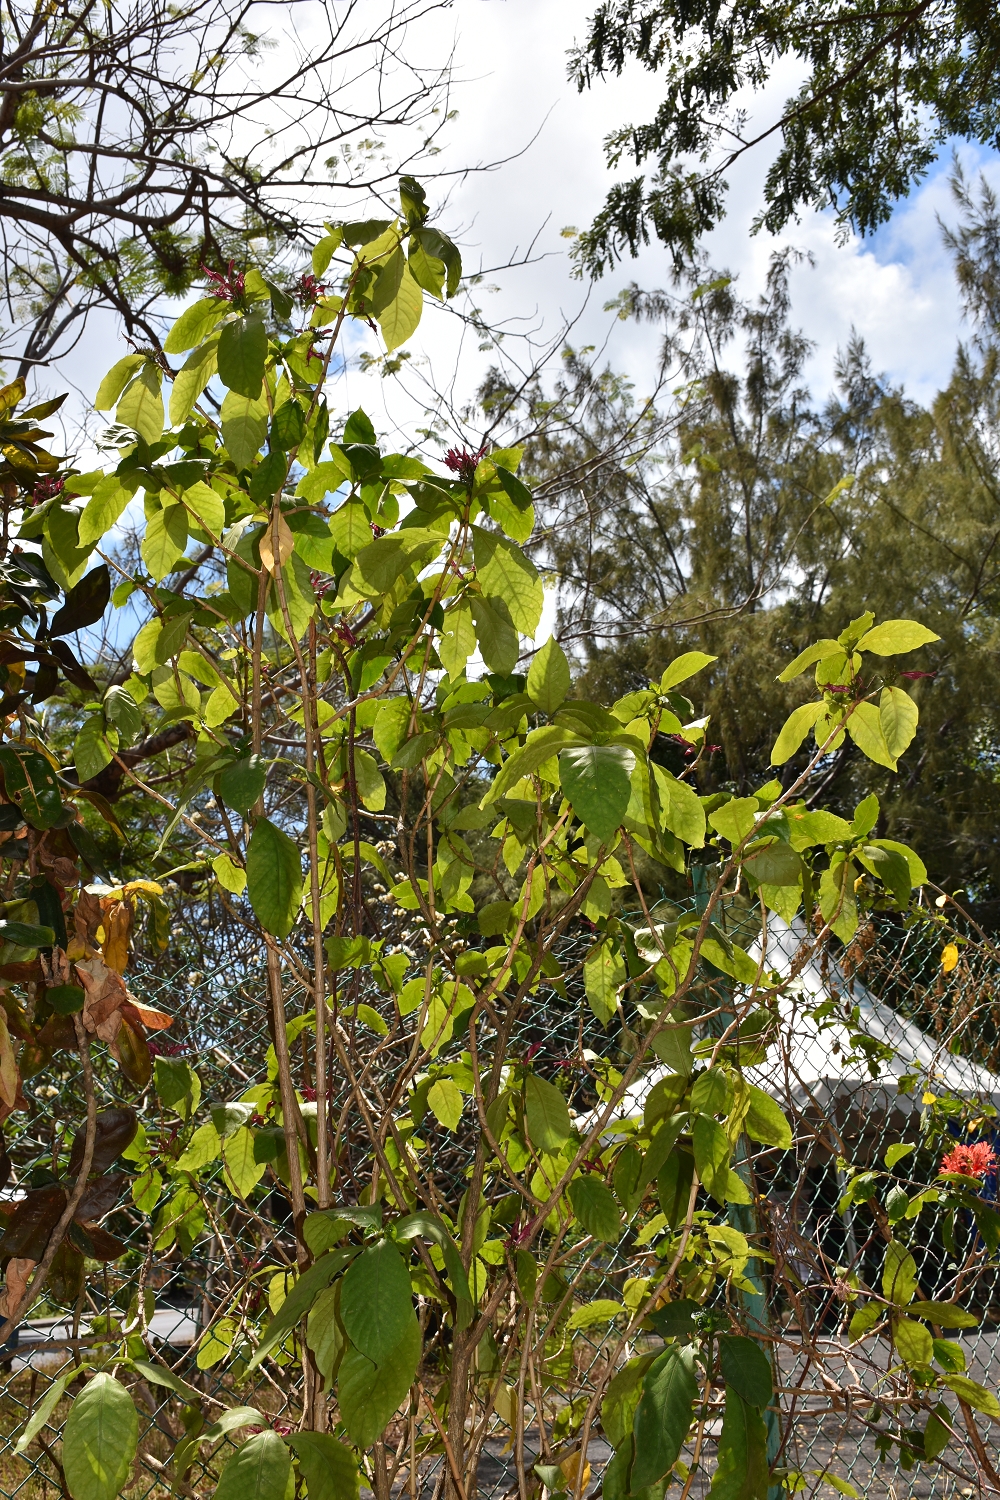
[
  {"x1": 71, "y1": 888, "x2": 103, "y2": 955},
  {"x1": 72, "y1": 1223, "x2": 126, "y2": 1262},
  {"x1": 75, "y1": 1171, "x2": 127, "y2": 1223},
  {"x1": 110, "y1": 1014, "x2": 151, "y2": 1090},
  {"x1": 68, "y1": 1106, "x2": 137, "y2": 1177},
  {"x1": 0, "y1": 1186, "x2": 65, "y2": 1259},
  {"x1": 0, "y1": 1256, "x2": 36, "y2": 1318},
  {"x1": 101, "y1": 899, "x2": 133, "y2": 973},
  {"x1": 48, "y1": 1241, "x2": 84, "y2": 1303},
  {"x1": 75, "y1": 954, "x2": 127, "y2": 1042},
  {"x1": 40, "y1": 948, "x2": 72, "y2": 989},
  {"x1": 0, "y1": 1011, "x2": 18, "y2": 1110},
  {"x1": 121, "y1": 998, "x2": 173, "y2": 1031}
]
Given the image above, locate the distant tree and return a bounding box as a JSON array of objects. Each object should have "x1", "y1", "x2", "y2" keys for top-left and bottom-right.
[
  {"x1": 0, "y1": 0, "x2": 454, "y2": 374},
  {"x1": 569, "y1": 0, "x2": 1000, "y2": 275},
  {"x1": 484, "y1": 173, "x2": 1000, "y2": 917}
]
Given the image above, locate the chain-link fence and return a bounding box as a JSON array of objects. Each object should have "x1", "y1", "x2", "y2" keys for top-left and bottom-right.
[{"x1": 1, "y1": 903, "x2": 998, "y2": 1500}]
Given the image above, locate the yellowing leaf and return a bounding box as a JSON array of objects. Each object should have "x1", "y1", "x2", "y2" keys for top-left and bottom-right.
[
  {"x1": 941, "y1": 944, "x2": 959, "y2": 974},
  {"x1": 260, "y1": 514, "x2": 295, "y2": 572},
  {"x1": 377, "y1": 261, "x2": 423, "y2": 351}
]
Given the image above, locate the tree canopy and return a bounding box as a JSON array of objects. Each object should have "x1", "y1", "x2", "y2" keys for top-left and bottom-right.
[{"x1": 569, "y1": 0, "x2": 1000, "y2": 274}]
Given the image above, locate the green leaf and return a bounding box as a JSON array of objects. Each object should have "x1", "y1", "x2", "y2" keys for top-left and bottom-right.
[
  {"x1": 566, "y1": 1299, "x2": 625, "y2": 1332},
  {"x1": 743, "y1": 840, "x2": 802, "y2": 887},
  {"x1": 62, "y1": 1374, "x2": 138, "y2": 1500},
  {"x1": 524, "y1": 1073, "x2": 572, "y2": 1152},
  {"x1": 659, "y1": 651, "x2": 717, "y2": 690},
  {"x1": 584, "y1": 946, "x2": 625, "y2": 1025},
  {"x1": 894, "y1": 1315, "x2": 933, "y2": 1368},
  {"x1": 602, "y1": 1355, "x2": 655, "y2": 1449},
  {"x1": 73, "y1": 717, "x2": 113, "y2": 784},
  {"x1": 287, "y1": 1434, "x2": 360, "y2": 1500},
  {"x1": 709, "y1": 797, "x2": 757, "y2": 846},
  {"x1": 182, "y1": 480, "x2": 226, "y2": 539},
  {"x1": 220, "y1": 754, "x2": 268, "y2": 812},
  {"x1": 393, "y1": 1212, "x2": 474, "y2": 1332},
  {"x1": 471, "y1": 593, "x2": 519, "y2": 674},
  {"x1": 568, "y1": 1177, "x2": 623, "y2": 1242},
  {"x1": 493, "y1": 465, "x2": 535, "y2": 542},
  {"x1": 94, "y1": 353, "x2": 145, "y2": 410},
  {"x1": 707, "y1": 1388, "x2": 769, "y2": 1500},
  {"x1": 472, "y1": 527, "x2": 543, "y2": 635},
  {"x1": 141, "y1": 503, "x2": 188, "y2": 582},
  {"x1": 221, "y1": 387, "x2": 269, "y2": 471},
  {"x1": 427, "y1": 1077, "x2": 463, "y2": 1131},
  {"x1": 940, "y1": 1374, "x2": 1000, "y2": 1418},
  {"x1": 718, "y1": 1336, "x2": 772, "y2": 1409},
  {"x1": 439, "y1": 598, "x2": 477, "y2": 677},
  {"x1": 78, "y1": 475, "x2": 140, "y2": 548},
  {"x1": 170, "y1": 334, "x2": 220, "y2": 425},
  {"x1": 776, "y1": 639, "x2": 842, "y2": 682},
  {"x1": 215, "y1": 1432, "x2": 290, "y2": 1500},
  {"x1": 770, "y1": 700, "x2": 825, "y2": 765},
  {"x1": 351, "y1": 529, "x2": 443, "y2": 595},
  {"x1": 856, "y1": 619, "x2": 941, "y2": 656},
  {"x1": 213, "y1": 851, "x2": 247, "y2": 893},
  {"x1": 527, "y1": 635, "x2": 571, "y2": 715},
  {"x1": 631, "y1": 1344, "x2": 698, "y2": 1488},
  {"x1": 117, "y1": 364, "x2": 164, "y2": 443},
  {"x1": 846, "y1": 700, "x2": 897, "y2": 769},
  {"x1": 376, "y1": 260, "x2": 424, "y2": 352},
  {"x1": 248, "y1": 1252, "x2": 352, "y2": 1371},
  {"x1": 0, "y1": 918, "x2": 55, "y2": 948},
  {"x1": 743, "y1": 1085, "x2": 792, "y2": 1149},
  {"x1": 482, "y1": 725, "x2": 580, "y2": 805},
  {"x1": 882, "y1": 1240, "x2": 918, "y2": 1306},
  {"x1": 0, "y1": 746, "x2": 62, "y2": 829},
  {"x1": 559, "y1": 744, "x2": 635, "y2": 843},
  {"x1": 879, "y1": 686, "x2": 918, "y2": 761},
  {"x1": 164, "y1": 297, "x2": 227, "y2": 354},
  {"x1": 155, "y1": 1056, "x2": 201, "y2": 1119},
  {"x1": 246, "y1": 817, "x2": 303, "y2": 938},
  {"x1": 652, "y1": 765, "x2": 706, "y2": 847},
  {"x1": 910, "y1": 1300, "x2": 978, "y2": 1329},
  {"x1": 337, "y1": 1316, "x2": 421, "y2": 1448},
  {"x1": 218, "y1": 315, "x2": 267, "y2": 398},
  {"x1": 15, "y1": 1368, "x2": 74, "y2": 1455},
  {"x1": 340, "y1": 1241, "x2": 415, "y2": 1366},
  {"x1": 692, "y1": 1113, "x2": 732, "y2": 1203}
]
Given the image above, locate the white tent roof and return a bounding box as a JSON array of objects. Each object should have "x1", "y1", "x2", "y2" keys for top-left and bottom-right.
[{"x1": 600, "y1": 916, "x2": 1000, "y2": 1128}]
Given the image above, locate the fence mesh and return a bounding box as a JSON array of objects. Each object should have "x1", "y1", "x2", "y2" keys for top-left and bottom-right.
[{"x1": 1, "y1": 900, "x2": 998, "y2": 1500}]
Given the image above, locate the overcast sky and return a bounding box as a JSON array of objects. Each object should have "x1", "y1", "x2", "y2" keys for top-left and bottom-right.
[{"x1": 58, "y1": 0, "x2": 1000, "y2": 453}]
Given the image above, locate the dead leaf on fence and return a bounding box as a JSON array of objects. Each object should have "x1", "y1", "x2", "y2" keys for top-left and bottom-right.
[
  {"x1": 0, "y1": 1012, "x2": 18, "y2": 1111},
  {"x1": 101, "y1": 899, "x2": 133, "y2": 972},
  {"x1": 75, "y1": 954, "x2": 128, "y2": 1042},
  {"x1": 259, "y1": 514, "x2": 295, "y2": 572},
  {"x1": 0, "y1": 1256, "x2": 36, "y2": 1318}
]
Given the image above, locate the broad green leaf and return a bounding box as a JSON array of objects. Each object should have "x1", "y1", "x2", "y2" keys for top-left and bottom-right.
[
  {"x1": 770, "y1": 700, "x2": 825, "y2": 764},
  {"x1": 337, "y1": 1316, "x2": 421, "y2": 1447},
  {"x1": 196, "y1": 1315, "x2": 237, "y2": 1369},
  {"x1": 527, "y1": 635, "x2": 571, "y2": 714},
  {"x1": 215, "y1": 1431, "x2": 290, "y2": 1500},
  {"x1": 470, "y1": 593, "x2": 519, "y2": 674},
  {"x1": 246, "y1": 817, "x2": 303, "y2": 938},
  {"x1": 439, "y1": 599, "x2": 476, "y2": 677},
  {"x1": 182, "y1": 480, "x2": 226, "y2": 539},
  {"x1": 393, "y1": 1211, "x2": 474, "y2": 1332},
  {"x1": 327, "y1": 501, "x2": 370, "y2": 558},
  {"x1": 894, "y1": 1315, "x2": 933, "y2": 1368},
  {"x1": 584, "y1": 945, "x2": 625, "y2": 1025},
  {"x1": 95, "y1": 353, "x2": 145, "y2": 410},
  {"x1": 940, "y1": 1374, "x2": 1000, "y2": 1418},
  {"x1": 566, "y1": 1299, "x2": 625, "y2": 1332},
  {"x1": 117, "y1": 364, "x2": 164, "y2": 443},
  {"x1": 15, "y1": 1369, "x2": 73, "y2": 1455},
  {"x1": 472, "y1": 527, "x2": 543, "y2": 634},
  {"x1": 882, "y1": 1240, "x2": 918, "y2": 1306},
  {"x1": 266, "y1": 550, "x2": 317, "y2": 643},
  {"x1": 559, "y1": 744, "x2": 635, "y2": 843},
  {"x1": 218, "y1": 315, "x2": 267, "y2": 398},
  {"x1": 377, "y1": 260, "x2": 423, "y2": 352},
  {"x1": 493, "y1": 465, "x2": 535, "y2": 542},
  {"x1": 221, "y1": 387, "x2": 269, "y2": 471},
  {"x1": 175, "y1": 1120, "x2": 222, "y2": 1173},
  {"x1": 297, "y1": 462, "x2": 350, "y2": 504},
  {"x1": 223, "y1": 1126, "x2": 267, "y2": 1198},
  {"x1": 169, "y1": 334, "x2": 220, "y2": 424},
  {"x1": 910, "y1": 1300, "x2": 978, "y2": 1328},
  {"x1": 709, "y1": 796, "x2": 757, "y2": 846},
  {"x1": 743, "y1": 1086, "x2": 792, "y2": 1149},
  {"x1": 287, "y1": 1434, "x2": 360, "y2": 1500},
  {"x1": 141, "y1": 503, "x2": 188, "y2": 582},
  {"x1": 350, "y1": 529, "x2": 443, "y2": 595},
  {"x1": 743, "y1": 840, "x2": 802, "y2": 886},
  {"x1": 219, "y1": 754, "x2": 268, "y2": 812},
  {"x1": 155, "y1": 1056, "x2": 201, "y2": 1119},
  {"x1": 707, "y1": 1388, "x2": 769, "y2": 1500},
  {"x1": 568, "y1": 1177, "x2": 622, "y2": 1242},
  {"x1": 427, "y1": 1077, "x2": 463, "y2": 1130},
  {"x1": 692, "y1": 1113, "x2": 732, "y2": 1203},
  {"x1": 482, "y1": 725, "x2": 581, "y2": 805},
  {"x1": 524, "y1": 1073, "x2": 571, "y2": 1152},
  {"x1": 602, "y1": 1354, "x2": 655, "y2": 1448},
  {"x1": 164, "y1": 297, "x2": 226, "y2": 354},
  {"x1": 74, "y1": 717, "x2": 113, "y2": 784},
  {"x1": 846, "y1": 700, "x2": 896, "y2": 769},
  {"x1": 652, "y1": 764, "x2": 706, "y2": 847},
  {"x1": 856, "y1": 619, "x2": 941, "y2": 656},
  {"x1": 776, "y1": 639, "x2": 842, "y2": 682},
  {"x1": 307, "y1": 1283, "x2": 346, "y2": 1383},
  {"x1": 340, "y1": 1242, "x2": 415, "y2": 1366},
  {"x1": 879, "y1": 686, "x2": 918, "y2": 761},
  {"x1": 718, "y1": 1335, "x2": 773, "y2": 1409},
  {"x1": 659, "y1": 651, "x2": 717, "y2": 690},
  {"x1": 631, "y1": 1344, "x2": 698, "y2": 1488},
  {"x1": 79, "y1": 474, "x2": 139, "y2": 547},
  {"x1": 248, "y1": 1252, "x2": 353, "y2": 1371},
  {"x1": 62, "y1": 1373, "x2": 138, "y2": 1500}
]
